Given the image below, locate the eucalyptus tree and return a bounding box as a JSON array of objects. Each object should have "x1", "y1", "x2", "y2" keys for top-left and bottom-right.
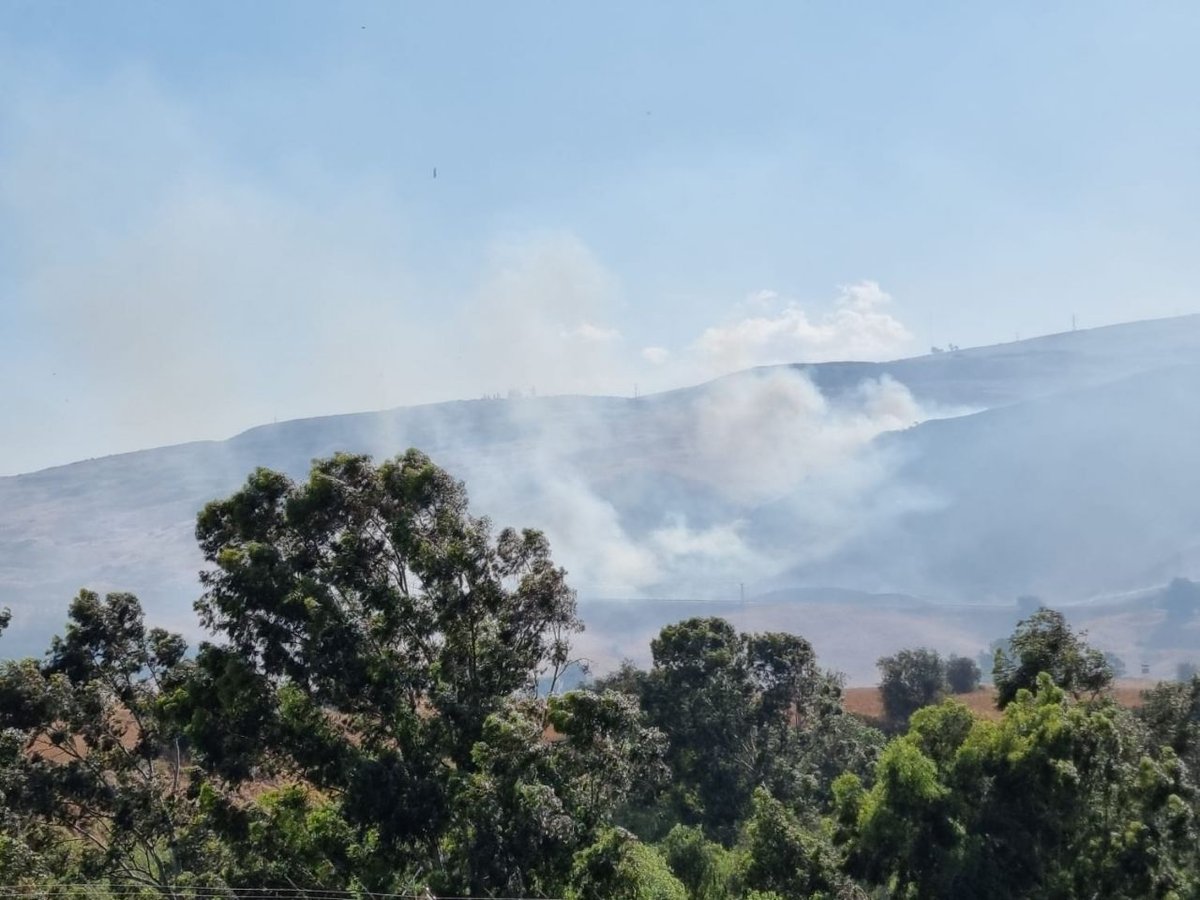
[
  {"x1": 0, "y1": 591, "x2": 198, "y2": 890},
  {"x1": 837, "y1": 681, "x2": 1200, "y2": 898},
  {"x1": 602, "y1": 617, "x2": 874, "y2": 841},
  {"x1": 173, "y1": 450, "x2": 602, "y2": 883}
]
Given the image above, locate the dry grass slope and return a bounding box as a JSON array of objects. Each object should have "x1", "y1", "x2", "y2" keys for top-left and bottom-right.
[{"x1": 843, "y1": 679, "x2": 1158, "y2": 725}]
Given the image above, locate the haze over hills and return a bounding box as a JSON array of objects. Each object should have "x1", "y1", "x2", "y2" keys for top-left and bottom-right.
[
  {"x1": 794, "y1": 363, "x2": 1200, "y2": 601},
  {"x1": 3, "y1": 314, "x2": 1200, "y2": 680}
]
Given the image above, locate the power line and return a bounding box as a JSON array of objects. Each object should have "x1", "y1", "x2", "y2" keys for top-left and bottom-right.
[{"x1": 0, "y1": 889, "x2": 562, "y2": 900}]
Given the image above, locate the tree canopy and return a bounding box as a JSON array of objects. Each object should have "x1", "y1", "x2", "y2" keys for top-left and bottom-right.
[
  {"x1": 1, "y1": 448, "x2": 1196, "y2": 899},
  {"x1": 877, "y1": 648, "x2": 946, "y2": 724},
  {"x1": 993, "y1": 607, "x2": 1112, "y2": 707}
]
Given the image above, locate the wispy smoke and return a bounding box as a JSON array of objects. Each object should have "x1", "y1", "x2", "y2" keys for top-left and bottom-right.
[{"x1": 462, "y1": 233, "x2": 632, "y2": 397}]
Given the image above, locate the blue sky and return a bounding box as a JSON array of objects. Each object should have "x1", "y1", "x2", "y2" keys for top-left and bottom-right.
[{"x1": 2, "y1": 1, "x2": 1199, "y2": 473}]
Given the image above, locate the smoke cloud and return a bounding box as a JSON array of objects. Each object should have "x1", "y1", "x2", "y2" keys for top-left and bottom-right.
[
  {"x1": 693, "y1": 281, "x2": 914, "y2": 371},
  {"x1": 449, "y1": 367, "x2": 942, "y2": 599},
  {"x1": 1, "y1": 57, "x2": 940, "y2": 604}
]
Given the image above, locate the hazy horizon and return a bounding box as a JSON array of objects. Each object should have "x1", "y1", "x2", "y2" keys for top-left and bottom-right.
[{"x1": 6, "y1": 310, "x2": 1189, "y2": 478}]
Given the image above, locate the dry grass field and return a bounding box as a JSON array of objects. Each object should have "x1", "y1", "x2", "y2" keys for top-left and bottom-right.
[
  {"x1": 843, "y1": 679, "x2": 1159, "y2": 725},
  {"x1": 843, "y1": 686, "x2": 1002, "y2": 722}
]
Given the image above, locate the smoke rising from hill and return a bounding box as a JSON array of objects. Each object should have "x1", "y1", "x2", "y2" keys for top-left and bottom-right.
[
  {"x1": 0, "y1": 60, "x2": 919, "y2": 475},
  {"x1": 452, "y1": 367, "x2": 945, "y2": 598}
]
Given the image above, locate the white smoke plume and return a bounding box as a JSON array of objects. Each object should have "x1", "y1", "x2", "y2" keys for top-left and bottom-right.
[
  {"x1": 681, "y1": 368, "x2": 924, "y2": 504},
  {"x1": 451, "y1": 366, "x2": 942, "y2": 599},
  {"x1": 693, "y1": 281, "x2": 914, "y2": 371}
]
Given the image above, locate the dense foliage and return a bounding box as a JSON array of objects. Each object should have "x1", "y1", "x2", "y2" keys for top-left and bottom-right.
[
  {"x1": 1, "y1": 450, "x2": 1197, "y2": 898},
  {"x1": 945, "y1": 655, "x2": 981, "y2": 694},
  {"x1": 876, "y1": 649, "x2": 946, "y2": 725},
  {"x1": 993, "y1": 607, "x2": 1113, "y2": 707}
]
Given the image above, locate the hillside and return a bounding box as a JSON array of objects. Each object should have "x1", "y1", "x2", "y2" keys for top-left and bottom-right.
[
  {"x1": 3, "y1": 315, "x2": 1200, "y2": 674},
  {"x1": 781, "y1": 363, "x2": 1200, "y2": 602}
]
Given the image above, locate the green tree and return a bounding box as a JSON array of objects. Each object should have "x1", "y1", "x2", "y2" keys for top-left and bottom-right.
[
  {"x1": 0, "y1": 591, "x2": 199, "y2": 890},
  {"x1": 738, "y1": 788, "x2": 846, "y2": 900},
  {"x1": 976, "y1": 637, "x2": 1009, "y2": 684},
  {"x1": 0, "y1": 721, "x2": 55, "y2": 888},
  {"x1": 594, "y1": 659, "x2": 650, "y2": 698},
  {"x1": 659, "y1": 824, "x2": 739, "y2": 900},
  {"x1": 185, "y1": 783, "x2": 400, "y2": 893},
  {"x1": 626, "y1": 617, "x2": 861, "y2": 840},
  {"x1": 641, "y1": 618, "x2": 755, "y2": 837},
  {"x1": 567, "y1": 828, "x2": 687, "y2": 900},
  {"x1": 839, "y1": 682, "x2": 1200, "y2": 899},
  {"x1": 1141, "y1": 675, "x2": 1200, "y2": 782},
  {"x1": 442, "y1": 690, "x2": 667, "y2": 896},
  {"x1": 179, "y1": 451, "x2": 585, "y2": 888},
  {"x1": 945, "y1": 655, "x2": 981, "y2": 694},
  {"x1": 993, "y1": 608, "x2": 1112, "y2": 707},
  {"x1": 877, "y1": 649, "x2": 946, "y2": 724}
]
